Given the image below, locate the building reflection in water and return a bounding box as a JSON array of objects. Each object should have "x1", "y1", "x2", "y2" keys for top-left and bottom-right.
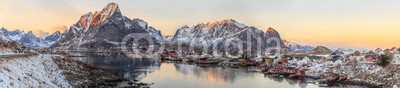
[
  {"x1": 264, "y1": 74, "x2": 309, "y2": 88},
  {"x1": 173, "y1": 63, "x2": 262, "y2": 84}
]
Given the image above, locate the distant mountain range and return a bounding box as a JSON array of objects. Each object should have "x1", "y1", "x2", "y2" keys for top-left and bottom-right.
[
  {"x1": 0, "y1": 3, "x2": 328, "y2": 53},
  {"x1": 283, "y1": 40, "x2": 314, "y2": 51},
  {"x1": 171, "y1": 19, "x2": 286, "y2": 52},
  {"x1": 0, "y1": 28, "x2": 62, "y2": 49}
]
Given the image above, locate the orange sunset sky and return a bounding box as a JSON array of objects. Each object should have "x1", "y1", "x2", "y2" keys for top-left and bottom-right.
[{"x1": 0, "y1": 0, "x2": 399, "y2": 49}]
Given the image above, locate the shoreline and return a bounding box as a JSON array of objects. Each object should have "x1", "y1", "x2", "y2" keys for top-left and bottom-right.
[
  {"x1": 52, "y1": 55, "x2": 152, "y2": 87},
  {"x1": 303, "y1": 75, "x2": 382, "y2": 88},
  {"x1": 0, "y1": 52, "x2": 38, "y2": 58},
  {"x1": 51, "y1": 54, "x2": 396, "y2": 87},
  {"x1": 52, "y1": 55, "x2": 124, "y2": 87}
]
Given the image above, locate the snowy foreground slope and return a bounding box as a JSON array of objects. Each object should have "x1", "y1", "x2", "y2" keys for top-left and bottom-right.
[{"x1": 0, "y1": 55, "x2": 71, "y2": 87}]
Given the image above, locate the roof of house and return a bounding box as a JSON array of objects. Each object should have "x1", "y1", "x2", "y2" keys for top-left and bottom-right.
[
  {"x1": 391, "y1": 47, "x2": 398, "y2": 51},
  {"x1": 288, "y1": 57, "x2": 294, "y2": 60},
  {"x1": 285, "y1": 67, "x2": 296, "y2": 70},
  {"x1": 307, "y1": 56, "x2": 323, "y2": 60},
  {"x1": 331, "y1": 52, "x2": 338, "y2": 55},
  {"x1": 330, "y1": 56, "x2": 344, "y2": 62}
]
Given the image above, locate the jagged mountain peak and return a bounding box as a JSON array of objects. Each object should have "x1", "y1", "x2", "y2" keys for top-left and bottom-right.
[
  {"x1": 25, "y1": 31, "x2": 35, "y2": 36},
  {"x1": 181, "y1": 25, "x2": 190, "y2": 29},
  {"x1": 26, "y1": 31, "x2": 33, "y2": 34},
  {"x1": 172, "y1": 19, "x2": 287, "y2": 53},
  {"x1": 132, "y1": 18, "x2": 149, "y2": 29},
  {"x1": 77, "y1": 3, "x2": 122, "y2": 29},
  {"x1": 195, "y1": 19, "x2": 246, "y2": 29},
  {"x1": 11, "y1": 29, "x2": 23, "y2": 33},
  {"x1": 53, "y1": 31, "x2": 61, "y2": 34},
  {"x1": 205, "y1": 19, "x2": 236, "y2": 26},
  {"x1": 52, "y1": 3, "x2": 163, "y2": 50},
  {"x1": 267, "y1": 27, "x2": 277, "y2": 33},
  {"x1": 101, "y1": 3, "x2": 121, "y2": 16}
]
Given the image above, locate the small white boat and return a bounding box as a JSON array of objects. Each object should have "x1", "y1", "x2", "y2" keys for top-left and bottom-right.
[
  {"x1": 247, "y1": 67, "x2": 261, "y2": 72},
  {"x1": 318, "y1": 83, "x2": 328, "y2": 87}
]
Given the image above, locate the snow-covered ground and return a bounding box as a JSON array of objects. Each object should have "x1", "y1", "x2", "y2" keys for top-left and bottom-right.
[
  {"x1": 0, "y1": 54, "x2": 71, "y2": 87},
  {"x1": 0, "y1": 48, "x2": 16, "y2": 55}
]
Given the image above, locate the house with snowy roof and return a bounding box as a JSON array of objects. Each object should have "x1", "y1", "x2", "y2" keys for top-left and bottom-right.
[
  {"x1": 391, "y1": 49, "x2": 400, "y2": 64},
  {"x1": 392, "y1": 54, "x2": 400, "y2": 64},
  {"x1": 298, "y1": 56, "x2": 311, "y2": 66},
  {"x1": 325, "y1": 55, "x2": 344, "y2": 66},
  {"x1": 307, "y1": 56, "x2": 325, "y2": 63},
  {"x1": 363, "y1": 55, "x2": 377, "y2": 63},
  {"x1": 397, "y1": 48, "x2": 400, "y2": 54},
  {"x1": 287, "y1": 57, "x2": 298, "y2": 66}
]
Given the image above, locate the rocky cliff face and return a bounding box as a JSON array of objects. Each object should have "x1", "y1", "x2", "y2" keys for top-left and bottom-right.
[
  {"x1": 51, "y1": 3, "x2": 163, "y2": 50},
  {"x1": 171, "y1": 19, "x2": 286, "y2": 53}
]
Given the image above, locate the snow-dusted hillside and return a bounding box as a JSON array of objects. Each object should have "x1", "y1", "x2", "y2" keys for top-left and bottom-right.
[
  {"x1": 0, "y1": 54, "x2": 71, "y2": 87},
  {"x1": 0, "y1": 39, "x2": 31, "y2": 55}
]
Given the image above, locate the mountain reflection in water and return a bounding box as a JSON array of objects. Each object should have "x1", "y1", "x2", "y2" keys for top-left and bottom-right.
[
  {"x1": 71, "y1": 53, "x2": 161, "y2": 80},
  {"x1": 70, "y1": 53, "x2": 320, "y2": 88}
]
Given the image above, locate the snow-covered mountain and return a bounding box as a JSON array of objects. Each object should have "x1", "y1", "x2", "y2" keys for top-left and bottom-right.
[
  {"x1": 171, "y1": 19, "x2": 286, "y2": 52},
  {"x1": 51, "y1": 3, "x2": 163, "y2": 50},
  {"x1": 283, "y1": 40, "x2": 314, "y2": 51},
  {"x1": 0, "y1": 27, "x2": 62, "y2": 49},
  {"x1": 0, "y1": 27, "x2": 12, "y2": 41}
]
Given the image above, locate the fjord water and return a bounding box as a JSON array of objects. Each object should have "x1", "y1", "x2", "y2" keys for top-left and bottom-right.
[{"x1": 71, "y1": 53, "x2": 358, "y2": 88}]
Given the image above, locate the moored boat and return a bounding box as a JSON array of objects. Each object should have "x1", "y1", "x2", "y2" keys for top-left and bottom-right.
[
  {"x1": 317, "y1": 73, "x2": 340, "y2": 83},
  {"x1": 247, "y1": 67, "x2": 262, "y2": 72},
  {"x1": 182, "y1": 58, "x2": 193, "y2": 62},
  {"x1": 268, "y1": 65, "x2": 284, "y2": 74},
  {"x1": 296, "y1": 70, "x2": 306, "y2": 78},
  {"x1": 326, "y1": 73, "x2": 340, "y2": 81},
  {"x1": 194, "y1": 58, "x2": 223, "y2": 64},
  {"x1": 268, "y1": 68, "x2": 282, "y2": 75},
  {"x1": 288, "y1": 69, "x2": 306, "y2": 78},
  {"x1": 338, "y1": 74, "x2": 348, "y2": 81},
  {"x1": 260, "y1": 66, "x2": 272, "y2": 72},
  {"x1": 284, "y1": 67, "x2": 299, "y2": 75}
]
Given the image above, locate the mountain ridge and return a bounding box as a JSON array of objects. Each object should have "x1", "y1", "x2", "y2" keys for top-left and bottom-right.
[
  {"x1": 171, "y1": 19, "x2": 287, "y2": 53},
  {"x1": 51, "y1": 3, "x2": 163, "y2": 50},
  {"x1": 0, "y1": 28, "x2": 62, "y2": 49}
]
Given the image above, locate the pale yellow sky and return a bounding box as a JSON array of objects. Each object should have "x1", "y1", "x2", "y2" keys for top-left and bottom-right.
[{"x1": 0, "y1": 0, "x2": 399, "y2": 49}]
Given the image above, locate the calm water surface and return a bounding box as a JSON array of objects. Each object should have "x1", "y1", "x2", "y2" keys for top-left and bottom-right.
[{"x1": 71, "y1": 54, "x2": 363, "y2": 88}]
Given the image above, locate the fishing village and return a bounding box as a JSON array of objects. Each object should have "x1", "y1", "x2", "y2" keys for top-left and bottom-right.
[{"x1": 159, "y1": 46, "x2": 400, "y2": 87}]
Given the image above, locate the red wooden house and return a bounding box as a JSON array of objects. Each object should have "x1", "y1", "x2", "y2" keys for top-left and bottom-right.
[{"x1": 161, "y1": 51, "x2": 177, "y2": 58}]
